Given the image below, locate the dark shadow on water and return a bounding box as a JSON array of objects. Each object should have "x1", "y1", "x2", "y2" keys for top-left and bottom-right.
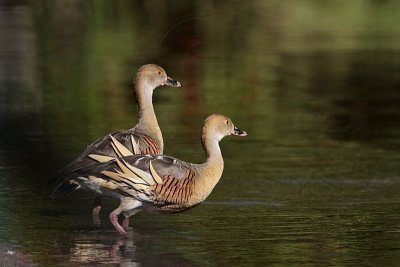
[{"x1": 329, "y1": 50, "x2": 400, "y2": 148}]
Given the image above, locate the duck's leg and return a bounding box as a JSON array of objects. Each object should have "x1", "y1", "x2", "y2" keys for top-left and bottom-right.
[
  {"x1": 110, "y1": 198, "x2": 142, "y2": 234},
  {"x1": 110, "y1": 236, "x2": 125, "y2": 259},
  {"x1": 109, "y1": 207, "x2": 127, "y2": 235},
  {"x1": 121, "y1": 209, "x2": 141, "y2": 229},
  {"x1": 122, "y1": 215, "x2": 129, "y2": 229},
  {"x1": 92, "y1": 196, "x2": 102, "y2": 217}
]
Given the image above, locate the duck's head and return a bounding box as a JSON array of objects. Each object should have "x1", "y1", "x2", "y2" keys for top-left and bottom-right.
[
  {"x1": 135, "y1": 64, "x2": 182, "y2": 90},
  {"x1": 203, "y1": 114, "x2": 247, "y2": 141}
]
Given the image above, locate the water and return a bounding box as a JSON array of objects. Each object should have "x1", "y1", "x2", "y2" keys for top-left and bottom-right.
[{"x1": 1, "y1": 1, "x2": 400, "y2": 266}]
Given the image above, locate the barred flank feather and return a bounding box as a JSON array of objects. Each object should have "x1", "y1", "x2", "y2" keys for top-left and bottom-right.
[{"x1": 152, "y1": 169, "x2": 196, "y2": 205}]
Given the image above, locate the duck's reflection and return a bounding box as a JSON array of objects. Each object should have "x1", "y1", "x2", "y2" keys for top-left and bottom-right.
[
  {"x1": 68, "y1": 228, "x2": 199, "y2": 266},
  {"x1": 109, "y1": 234, "x2": 137, "y2": 261}
]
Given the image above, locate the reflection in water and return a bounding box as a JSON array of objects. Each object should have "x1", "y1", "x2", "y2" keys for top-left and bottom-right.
[
  {"x1": 330, "y1": 50, "x2": 400, "y2": 146},
  {"x1": 0, "y1": 0, "x2": 400, "y2": 266},
  {"x1": 0, "y1": 246, "x2": 36, "y2": 267},
  {"x1": 68, "y1": 230, "x2": 199, "y2": 266}
]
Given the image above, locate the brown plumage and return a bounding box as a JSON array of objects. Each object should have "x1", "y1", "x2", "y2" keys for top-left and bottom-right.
[{"x1": 52, "y1": 114, "x2": 247, "y2": 234}]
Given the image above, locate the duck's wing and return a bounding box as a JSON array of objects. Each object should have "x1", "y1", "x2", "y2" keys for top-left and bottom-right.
[
  {"x1": 67, "y1": 155, "x2": 197, "y2": 209},
  {"x1": 49, "y1": 128, "x2": 161, "y2": 195},
  {"x1": 58, "y1": 128, "x2": 161, "y2": 175},
  {"x1": 85, "y1": 129, "x2": 161, "y2": 160}
]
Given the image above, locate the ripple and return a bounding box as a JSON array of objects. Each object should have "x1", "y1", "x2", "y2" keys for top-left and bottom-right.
[{"x1": 204, "y1": 200, "x2": 285, "y2": 207}]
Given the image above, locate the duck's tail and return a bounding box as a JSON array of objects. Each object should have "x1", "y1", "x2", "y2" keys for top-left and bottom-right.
[{"x1": 50, "y1": 179, "x2": 80, "y2": 200}]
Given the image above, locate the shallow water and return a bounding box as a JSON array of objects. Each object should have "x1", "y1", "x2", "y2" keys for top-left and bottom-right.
[{"x1": 1, "y1": 1, "x2": 400, "y2": 266}]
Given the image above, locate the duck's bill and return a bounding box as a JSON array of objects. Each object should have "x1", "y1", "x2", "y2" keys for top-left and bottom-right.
[
  {"x1": 162, "y1": 77, "x2": 182, "y2": 87},
  {"x1": 231, "y1": 126, "x2": 247, "y2": 136}
]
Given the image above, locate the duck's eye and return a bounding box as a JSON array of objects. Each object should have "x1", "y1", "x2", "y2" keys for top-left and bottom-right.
[
  {"x1": 157, "y1": 71, "x2": 162, "y2": 75},
  {"x1": 226, "y1": 120, "x2": 229, "y2": 125}
]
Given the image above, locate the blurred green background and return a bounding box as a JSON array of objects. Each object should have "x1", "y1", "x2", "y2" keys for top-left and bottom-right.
[{"x1": 0, "y1": 0, "x2": 400, "y2": 266}]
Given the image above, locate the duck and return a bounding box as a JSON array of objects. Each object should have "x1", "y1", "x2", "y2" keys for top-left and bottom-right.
[
  {"x1": 51, "y1": 114, "x2": 247, "y2": 234},
  {"x1": 52, "y1": 64, "x2": 182, "y2": 217}
]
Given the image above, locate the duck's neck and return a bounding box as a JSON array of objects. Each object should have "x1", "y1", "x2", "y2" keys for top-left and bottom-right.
[
  {"x1": 202, "y1": 133, "x2": 224, "y2": 170},
  {"x1": 193, "y1": 130, "x2": 224, "y2": 203},
  {"x1": 134, "y1": 79, "x2": 163, "y2": 151}
]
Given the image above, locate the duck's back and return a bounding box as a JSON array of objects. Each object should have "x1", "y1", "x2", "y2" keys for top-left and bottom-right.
[{"x1": 57, "y1": 127, "x2": 162, "y2": 178}]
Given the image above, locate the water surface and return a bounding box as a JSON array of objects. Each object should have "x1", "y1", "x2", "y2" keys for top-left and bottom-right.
[{"x1": 0, "y1": 1, "x2": 400, "y2": 266}]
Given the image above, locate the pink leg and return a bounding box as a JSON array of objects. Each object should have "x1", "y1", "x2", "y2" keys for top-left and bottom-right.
[
  {"x1": 92, "y1": 206, "x2": 101, "y2": 217},
  {"x1": 122, "y1": 209, "x2": 140, "y2": 229},
  {"x1": 122, "y1": 217, "x2": 129, "y2": 229},
  {"x1": 109, "y1": 207, "x2": 127, "y2": 235},
  {"x1": 92, "y1": 196, "x2": 102, "y2": 220},
  {"x1": 92, "y1": 206, "x2": 101, "y2": 225},
  {"x1": 110, "y1": 238, "x2": 124, "y2": 258}
]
